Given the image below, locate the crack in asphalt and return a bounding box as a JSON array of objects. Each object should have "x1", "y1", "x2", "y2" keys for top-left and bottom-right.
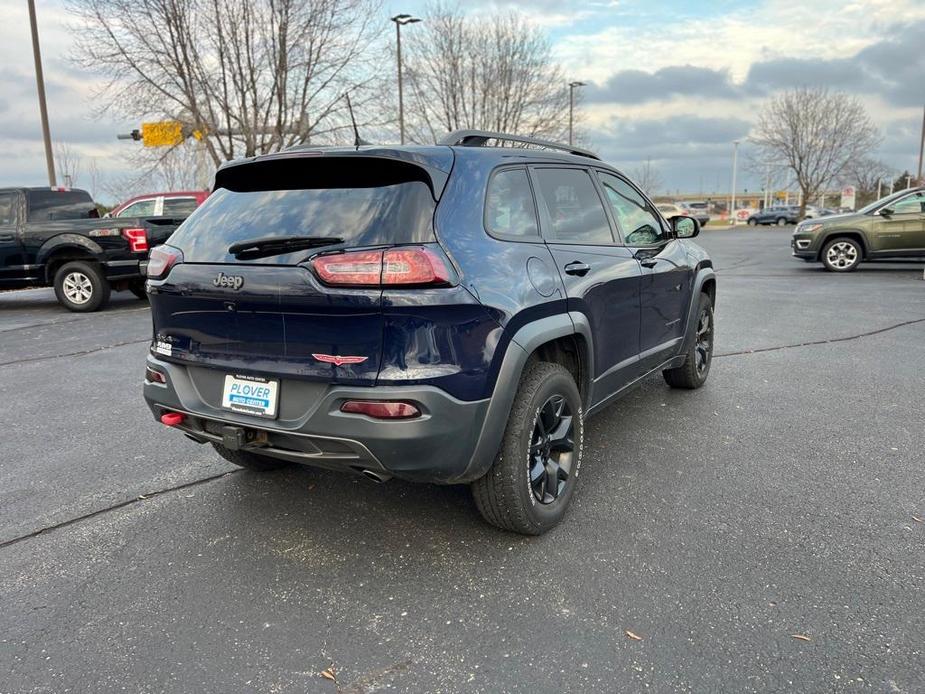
[
  {"x1": 715, "y1": 317, "x2": 925, "y2": 358},
  {"x1": 0, "y1": 306, "x2": 150, "y2": 334},
  {"x1": 0, "y1": 338, "x2": 150, "y2": 368},
  {"x1": 0, "y1": 470, "x2": 239, "y2": 551}
]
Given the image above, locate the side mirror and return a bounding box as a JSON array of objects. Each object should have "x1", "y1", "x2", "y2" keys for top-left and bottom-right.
[
  {"x1": 671, "y1": 215, "x2": 700, "y2": 238},
  {"x1": 879, "y1": 207, "x2": 893, "y2": 217}
]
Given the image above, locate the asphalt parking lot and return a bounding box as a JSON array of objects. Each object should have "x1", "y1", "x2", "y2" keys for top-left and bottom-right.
[{"x1": 1, "y1": 227, "x2": 923, "y2": 693}]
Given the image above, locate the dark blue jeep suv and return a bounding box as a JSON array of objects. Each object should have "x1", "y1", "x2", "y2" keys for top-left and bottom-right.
[{"x1": 143, "y1": 130, "x2": 716, "y2": 535}]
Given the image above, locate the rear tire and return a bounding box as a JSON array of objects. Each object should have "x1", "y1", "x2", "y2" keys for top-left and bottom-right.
[
  {"x1": 747, "y1": 218, "x2": 757, "y2": 226},
  {"x1": 663, "y1": 292, "x2": 714, "y2": 389},
  {"x1": 211, "y1": 442, "x2": 289, "y2": 471},
  {"x1": 53, "y1": 260, "x2": 110, "y2": 312},
  {"x1": 472, "y1": 361, "x2": 584, "y2": 535},
  {"x1": 776, "y1": 217, "x2": 787, "y2": 226},
  {"x1": 821, "y1": 237, "x2": 862, "y2": 272}
]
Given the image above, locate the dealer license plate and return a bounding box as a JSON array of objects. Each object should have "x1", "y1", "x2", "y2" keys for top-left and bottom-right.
[{"x1": 221, "y1": 374, "x2": 279, "y2": 419}]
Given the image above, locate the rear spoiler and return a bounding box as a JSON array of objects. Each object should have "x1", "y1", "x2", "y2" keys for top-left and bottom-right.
[{"x1": 214, "y1": 148, "x2": 454, "y2": 200}]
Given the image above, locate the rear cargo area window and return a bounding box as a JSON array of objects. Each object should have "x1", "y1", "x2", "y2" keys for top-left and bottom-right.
[
  {"x1": 26, "y1": 190, "x2": 96, "y2": 222},
  {"x1": 169, "y1": 161, "x2": 437, "y2": 264}
]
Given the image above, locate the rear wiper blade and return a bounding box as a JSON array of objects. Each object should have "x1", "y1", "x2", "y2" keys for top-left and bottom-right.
[{"x1": 228, "y1": 235, "x2": 344, "y2": 259}]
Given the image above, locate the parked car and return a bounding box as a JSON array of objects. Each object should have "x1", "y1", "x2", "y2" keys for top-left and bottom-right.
[
  {"x1": 746, "y1": 205, "x2": 801, "y2": 226},
  {"x1": 109, "y1": 190, "x2": 208, "y2": 219},
  {"x1": 0, "y1": 187, "x2": 183, "y2": 311},
  {"x1": 791, "y1": 187, "x2": 925, "y2": 271},
  {"x1": 143, "y1": 130, "x2": 716, "y2": 535},
  {"x1": 679, "y1": 201, "x2": 711, "y2": 227}
]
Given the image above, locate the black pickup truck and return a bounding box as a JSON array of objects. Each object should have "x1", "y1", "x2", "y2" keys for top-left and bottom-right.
[{"x1": 0, "y1": 187, "x2": 182, "y2": 311}]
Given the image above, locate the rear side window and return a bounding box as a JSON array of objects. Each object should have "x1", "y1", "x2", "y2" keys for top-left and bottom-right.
[
  {"x1": 0, "y1": 193, "x2": 14, "y2": 225},
  {"x1": 26, "y1": 190, "x2": 96, "y2": 222},
  {"x1": 485, "y1": 169, "x2": 539, "y2": 238},
  {"x1": 169, "y1": 182, "x2": 436, "y2": 264},
  {"x1": 163, "y1": 197, "x2": 199, "y2": 217},
  {"x1": 532, "y1": 168, "x2": 613, "y2": 244}
]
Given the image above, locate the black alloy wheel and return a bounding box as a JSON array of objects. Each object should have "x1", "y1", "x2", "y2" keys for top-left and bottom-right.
[{"x1": 529, "y1": 395, "x2": 575, "y2": 504}]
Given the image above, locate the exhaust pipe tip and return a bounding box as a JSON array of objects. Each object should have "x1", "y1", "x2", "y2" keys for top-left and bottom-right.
[{"x1": 360, "y1": 469, "x2": 390, "y2": 484}]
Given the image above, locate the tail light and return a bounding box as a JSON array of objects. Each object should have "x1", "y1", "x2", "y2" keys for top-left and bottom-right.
[
  {"x1": 147, "y1": 245, "x2": 184, "y2": 279},
  {"x1": 311, "y1": 246, "x2": 452, "y2": 287},
  {"x1": 340, "y1": 400, "x2": 421, "y2": 419},
  {"x1": 122, "y1": 227, "x2": 149, "y2": 253}
]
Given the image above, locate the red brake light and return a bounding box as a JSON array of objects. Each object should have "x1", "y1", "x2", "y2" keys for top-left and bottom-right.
[
  {"x1": 123, "y1": 227, "x2": 149, "y2": 252},
  {"x1": 312, "y1": 250, "x2": 383, "y2": 285},
  {"x1": 147, "y1": 245, "x2": 183, "y2": 279},
  {"x1": 383, "y1": 247, "x2": 451, "y2": 285},
  {"x1": 311, "y1": 247, "x2": 452, "y2": 287},
  {"x1": 340, "y1": 400, "x2": 421, "y2": 419}
]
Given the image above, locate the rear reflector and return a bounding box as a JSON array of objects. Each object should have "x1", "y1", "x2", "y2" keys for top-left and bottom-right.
[
  {"x1": 311, "y1": 246, "x2": 452, "y2": 287},
  {"x1": 160, "y1": 412, "x2": 185, "y2": 426},
  {"x1": 145, "y1": 366, "x2": 166, "y2": 383},
  {"x1": 122, "y1": 227, "x2": 149, "y2": 253},
  {"x1": 340, "y1": 400, "x2": 421, "y2": 419}
]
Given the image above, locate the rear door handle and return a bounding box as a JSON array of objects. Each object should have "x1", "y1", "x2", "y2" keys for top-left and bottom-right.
[
  {"x1": 639, "y1": 259, "x2": 658, "y2": 268},
  {"x1": 563, "y1": 261, "x2": 591, "y2": 276}
]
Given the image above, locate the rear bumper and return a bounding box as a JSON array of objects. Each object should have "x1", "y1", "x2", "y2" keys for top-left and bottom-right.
[
  {"x1": 143, "y1": 355, "x2": 490, "y2": 484},
  {"x1": 103, "y1": 258, "x2": 146, "y2": 281}
]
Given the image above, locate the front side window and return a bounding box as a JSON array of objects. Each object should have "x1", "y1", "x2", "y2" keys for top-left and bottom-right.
[
  {"x1": 484, "y1": 169, "x2": 539, "y2": 238},
  {"x1": 889, "y1": 192, "x2": 925, "y2": 214},
  {"x1": 598, "y1": 172, "x2": 666, "y2": 245},
  {"x1": 117, "y1": 199, "x2": 158, "y2": 218},
  {"x1": 532, "y1": 168, "x2": 613, "y2": 244}
]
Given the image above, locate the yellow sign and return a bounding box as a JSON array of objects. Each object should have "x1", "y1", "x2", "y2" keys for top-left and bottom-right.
[{"x1": 141, "y1": 121, "x2": 184, "y2": 147}]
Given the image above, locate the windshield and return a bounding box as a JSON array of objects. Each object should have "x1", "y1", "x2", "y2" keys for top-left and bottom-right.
[{"x1": 167, "y1": 182, "x2": 436, "y2": 264}]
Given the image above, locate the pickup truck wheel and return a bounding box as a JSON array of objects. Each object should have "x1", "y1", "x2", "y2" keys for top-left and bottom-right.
[
  {"x1": 663, "y1": 292, "x2": 713, "y2": 389},
  {"x1": 53, "y1": 261, "x2": 111, "y2": 312},
  {"x1": 211, "y1": 442, "x2": 289, "y2": 471},
  {"x1": 471, "y1": 361, "x2": 583, "y2": 535},
  {"x1": 821, "y1": 237, "x2": 862, "y2": 272}
]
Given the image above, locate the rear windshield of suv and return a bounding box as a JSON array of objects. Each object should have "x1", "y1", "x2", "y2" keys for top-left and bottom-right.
[{"x1": 168, "y1": 181, "x2": 436, "y2": 264}]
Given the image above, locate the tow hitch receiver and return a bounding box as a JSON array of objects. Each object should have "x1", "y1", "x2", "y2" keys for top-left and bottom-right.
[{"x1": 221, "y1": 425, "x2": 247, "y2": 451}]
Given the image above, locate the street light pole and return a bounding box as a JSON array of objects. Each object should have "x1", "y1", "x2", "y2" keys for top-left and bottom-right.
[
  {"x1": 27, "y1": 0, "x2": 56, "y2": 186},
  {"x1": 568, "y1": 81, "x2": 586, "y2": 146},
  {"x1": 391, "y1": 14, "x2": 421, "y2": 146},
  {"x1": 730, "y1": 140, "x2": 739, "y2": 223},
  {"x1": 918, "y1": 103, "x2": 924, "y2": 184}
]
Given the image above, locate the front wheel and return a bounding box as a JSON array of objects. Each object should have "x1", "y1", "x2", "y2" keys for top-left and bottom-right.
[
  {"x1": 472, "y1": 361, "x2": 584, "y2": 535},
  {"x1": 821, "y1": 237, "x2": 862, "y2": 272},
  {"x1": 663, "y1": 292, "x2": 714, "y2": 389},
  {"x1": 747, "y1": 218, "x2": 758, "y2": 226},
  {"x1": 53, "y1": 261, "x2": 111, "y2": 312}
]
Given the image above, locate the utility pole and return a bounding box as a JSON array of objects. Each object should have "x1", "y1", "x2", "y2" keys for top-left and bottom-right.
[
  {"x1": 877, "y1": 178, "x2": 882, "y2": 199},
  {"x1": 730, "y1": 140, "x2": 739, "y2": 223},
  {"x1": 391, "y1": 14, "x2": 421, "y2": 145},
  {"x1": 568, "y1": 81, "x2": 586, "y2": 146},
  {"x1": 918, "y1": 103, "x2": 924, "y2": 184},
  {"x1": 28, "y1": 0, "x2": 56, "y2": 186}
]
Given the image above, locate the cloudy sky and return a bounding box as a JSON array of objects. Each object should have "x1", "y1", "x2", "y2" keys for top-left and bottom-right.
[{"x1": 2, "y1": 0, "x2": 924, "y2": 201}]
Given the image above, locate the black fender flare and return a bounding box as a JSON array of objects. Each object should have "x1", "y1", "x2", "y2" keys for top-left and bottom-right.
[
  {"x1": 679, "y1": 267, "x2": 717, "y2": 354},
  {"x1": 816, "y1": 229, "x2": 869, "y2": 259},
  {"x1": 453, "y1": 313, "x2": 594, "y2": 483},
  {"x1": 38, "y1": 235, "x2": 104, "y2": 281}
]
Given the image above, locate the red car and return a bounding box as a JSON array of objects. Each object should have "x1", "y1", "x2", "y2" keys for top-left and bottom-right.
[{"x1": 109, "y1": 190, "x2": 209, "y2": 219}]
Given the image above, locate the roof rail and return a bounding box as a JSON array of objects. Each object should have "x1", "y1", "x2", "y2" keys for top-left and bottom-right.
[{"x1": 437, "y1": 129, "x2": 600, "y2": 161}]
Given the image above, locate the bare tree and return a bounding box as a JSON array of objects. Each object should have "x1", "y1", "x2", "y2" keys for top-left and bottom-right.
[
  {"x1": 750, "y1": 87, "x2": 879, "y2": 218},
  {"x1": 630, "y1": 159, "x2": 663, "y2": 197},
  {"x1": 55, "y1": 141, "x2": 82, "y2": 187},
  {"x1": 404, "y1": 3, "x2": 568, "y2": 143},
  {"x1": 68, "y1": 0, "x2": 387, "y2": 166}
]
